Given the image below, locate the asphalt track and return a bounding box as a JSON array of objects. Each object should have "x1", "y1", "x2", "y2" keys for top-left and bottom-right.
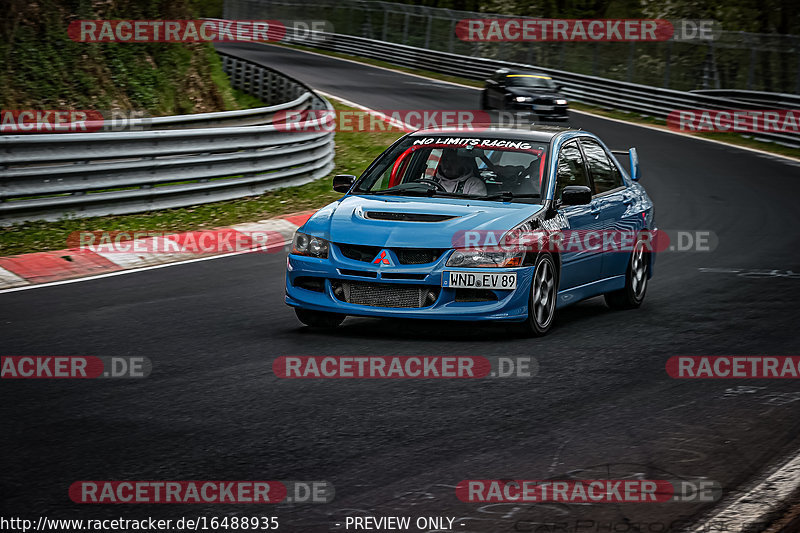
[{"x1": 1, "y1": 42, "x2": 800, "y2": 531}]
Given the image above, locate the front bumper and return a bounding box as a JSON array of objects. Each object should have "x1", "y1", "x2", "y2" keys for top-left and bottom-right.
[
  {"x1": 508, "y1": 102, "x2": 569, "y2": 120},
  {"x1": 284, "y1": 249, "x2": 533, "y2": 322}
]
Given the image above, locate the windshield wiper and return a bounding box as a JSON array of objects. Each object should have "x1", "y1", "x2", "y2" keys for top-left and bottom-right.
[
  {"x1": 362, "y1": 187, "x2": 473, "y2": 198},
  {"x1": 480, "y1": 191, "x2": 542, "y2": 201},
  {"x1": 365, "y1": 186, "x2": 437, "y2": 196}
]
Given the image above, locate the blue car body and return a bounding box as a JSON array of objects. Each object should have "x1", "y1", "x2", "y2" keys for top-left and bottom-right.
[{"x1": 285, "y1": 127, "x2": 655, "y2": 324}]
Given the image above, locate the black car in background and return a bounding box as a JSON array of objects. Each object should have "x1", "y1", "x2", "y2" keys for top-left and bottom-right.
[{"x1": 481, "y1": 68, "x2": 569, "y2": 121}]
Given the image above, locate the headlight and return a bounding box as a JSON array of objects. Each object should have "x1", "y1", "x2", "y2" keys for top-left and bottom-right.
[
  {"x1": 555, "y1": 99, "x2": 568, "y2": 105},
  {"x1": 291, "y1": 232, "x2": 329, "y2": 259},
  {"x1": 446, "y1": 249, "x2": 523, "y2": 268},
  {"x1": 514, "y1": 96, "x2": 532, "y2": 103}
]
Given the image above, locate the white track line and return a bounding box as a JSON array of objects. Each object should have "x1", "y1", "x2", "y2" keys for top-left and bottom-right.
[
  {"x1": 265, "y1": 43, "x2": 800, "y2": 164},
  {"x1": 0, "y1": 225, "x2": 298, "y2": 295},
  {"x1": 316, "y1": 90, "x2": 415, "y2": 131},
  {"x1": 691, "y1": 451, "x2": 800, "y2": 531}
]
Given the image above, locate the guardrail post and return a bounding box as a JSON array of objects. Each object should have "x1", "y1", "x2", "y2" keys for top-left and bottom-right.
[
  {"x1": 257, "y1": 68, "x2": 265, "y2": 103},
  {"x1": 448, "y1": 18, "x2": 455, "y2": 54},
  {"x1": 796, "y1": 37, "x2": 800, "y2": 95},
  {"x1": 402, "y1": 13, "x2": 409, "y2": 45},
  {"x1": 627, "y1": 42, "x2": 635, "y2": 83},
  {"x1": 746, "y1": 46, "x2": 757, "y2": 90},
  {"x1": 382, "y1": 9, "x2": 388, "y2": 42},
  {"x1": 424, "y1": 15, "x2": 432, "y2": 50},
  {"x1": 664, "y1": 40, "x2": 672, "y2": 89}
]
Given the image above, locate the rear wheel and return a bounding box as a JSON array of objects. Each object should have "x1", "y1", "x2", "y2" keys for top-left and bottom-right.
[
  {"x1": 605, "y1": 237, "x2": 649, "y2": 309},
  {"x1": 294, "y1": 308, "x2": 345, "y2": 329},
  {"x1": 522, "y1": 254, "x2": 557, "y2": 336}
]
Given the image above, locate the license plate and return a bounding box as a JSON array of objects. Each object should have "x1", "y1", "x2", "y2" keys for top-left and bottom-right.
[
  {"x1": 443, "y1": 271, "x2": 517, "y2": 290},
  {"x1": 534, "y1": 105, "x2": 554, "y2": 112}
]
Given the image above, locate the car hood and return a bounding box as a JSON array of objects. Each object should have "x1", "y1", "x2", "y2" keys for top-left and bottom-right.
[
  {"x1": 507, "y1": 87, "x2": 564, "y2": 100},
  {"x1": 301, "y1": 195, "x2": 544, "y2": 248}
]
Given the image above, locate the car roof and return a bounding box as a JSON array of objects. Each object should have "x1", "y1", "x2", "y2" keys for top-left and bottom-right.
[{"x1": 410, "y1": 126, "x2": 580, "y2": 143}]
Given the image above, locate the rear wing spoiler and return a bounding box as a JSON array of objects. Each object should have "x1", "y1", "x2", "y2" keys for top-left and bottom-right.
[{"x1": 611, "y1": 148, "x2": 640, "y2": 181}]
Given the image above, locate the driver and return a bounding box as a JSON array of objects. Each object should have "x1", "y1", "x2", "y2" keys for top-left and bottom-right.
[{"x1": 434, "y1": 150, "x2": 487, "y2": 196}]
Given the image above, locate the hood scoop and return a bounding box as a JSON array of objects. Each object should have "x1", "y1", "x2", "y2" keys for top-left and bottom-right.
[{"x1": 364, "y1": 211, "x2": 459, "y2": 222}]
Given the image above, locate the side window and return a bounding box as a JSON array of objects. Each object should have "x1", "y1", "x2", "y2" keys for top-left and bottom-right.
[
  {"x1": 555, "y1": 141, "x2": 589, "y2": 200},
  {"x1": 581, "y1": 139, "x2": 623, "y2": 194}
]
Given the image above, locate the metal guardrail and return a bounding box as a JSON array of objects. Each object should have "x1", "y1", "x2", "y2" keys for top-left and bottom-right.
[
  {"x1": 0, "y1": 52, "x2": 336, "y2": 225},
  {"x1": 287, "y1": 30, "x2": 800, "y2": 148},
  {"x1": 228, "y1": 0, "x2": 800, "y2": 94},
  {"x1": 690, "y1": 90, "x2": 800, "y2": 110}
]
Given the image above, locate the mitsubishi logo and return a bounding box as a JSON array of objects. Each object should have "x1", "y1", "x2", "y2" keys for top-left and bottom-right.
[{"x1": 372, "y1": 250, "x2": 393, "y2": 266}]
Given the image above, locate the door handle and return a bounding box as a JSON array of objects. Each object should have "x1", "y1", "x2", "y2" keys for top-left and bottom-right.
[
  {"x1": 623, "y1": 194, "x2": 633, "y2": 205},
  {"x1": 589, "y1": 203, "x2": 601, "y2": 215}
]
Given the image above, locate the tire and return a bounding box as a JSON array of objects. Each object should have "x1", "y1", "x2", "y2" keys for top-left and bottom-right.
[
  {"x1": 521, "y1": 254, "x2": 558, "y2": 336},
  {"x1": 481, "y1": 90, "x2": 491, "y2": 110},
  {"x1": 294, "y1": 308, "x2": 345, "y2": 329},
  {"x1": 605, "y1": 237, "x2": 649, "y2": 310}
]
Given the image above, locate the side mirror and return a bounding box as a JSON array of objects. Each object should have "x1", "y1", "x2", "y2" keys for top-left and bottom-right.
[
  {"x1": 561, "y1": 185, "x2": 592, "y2": 206},
  {"x1": 629, "y1": 147, "x2": 640, "y2": 181},
  {"x1": 333, "y1": 174, "x2": 356, "y2": 193}
]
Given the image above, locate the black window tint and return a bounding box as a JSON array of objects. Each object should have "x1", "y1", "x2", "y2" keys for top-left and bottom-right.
[
  {"x1": 581, "y1": 139, "x2": 622, "y2": 194},
  {"x1": 555, "y1": 141, "x2": 589, "y2": 199}
]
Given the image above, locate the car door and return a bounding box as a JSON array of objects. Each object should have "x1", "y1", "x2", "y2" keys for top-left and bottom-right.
[
  {"x1": 579, "y1": 138, "x2": 630, "y2": 279},
  {"x1": 554, "y1": 140, "x2": 604, "y2": 290}
]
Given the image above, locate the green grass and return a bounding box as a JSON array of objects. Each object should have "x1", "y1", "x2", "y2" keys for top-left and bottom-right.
[
  {"x1": 275, "y1": 42, "x2": 800, "y2": 159},
  {"x1": 0, "y1": 100, "x2": 404, "y2": 257},
  {"x1": 1, "y1": 0, "x2": 242, "y2": 115}
]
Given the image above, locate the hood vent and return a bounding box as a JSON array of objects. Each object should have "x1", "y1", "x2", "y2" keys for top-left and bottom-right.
[{"x1": 365, "y1": 211, "x2": 458, "y2": 222}]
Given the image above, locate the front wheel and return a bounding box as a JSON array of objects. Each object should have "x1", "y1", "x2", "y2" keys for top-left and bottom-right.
[
  {"x1": 522, "y1": 254, "x2": 558, "y2": 336},
  {"x1": 481, "y1": 90, "x2": 491, "y2": 110},
  {"x1": 605, "y1": 237, "x2": 649, "y2": 309},
  {"x1": 295, "y1": 308, "x2": 345, "y2": 329}
]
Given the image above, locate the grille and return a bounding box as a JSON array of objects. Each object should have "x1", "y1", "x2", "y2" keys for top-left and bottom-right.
[
  {"x1": 365, "y1": 211, "x2": 457, "y2": 222},
  {"x1": 381, "y1": 273, "x2": 427, "y2": 280},
  {"x1": 454, "y1": 288, "x2": 498, "y2": 302},
  {"x1": 294, "y1": 277, "x2": 325, "y2": 292},
  {"x1": 395, "y1": 248, "x2": 445, "y2": 265},
  {"x1": 336, "y1": 244, "x2": 445, "y2": 265},
  {"x1": 337, "y1": 243, "x2": 381, "y2": 262},
  {"x1": 338, "y1": 269, "x2": 378, "y2": 278},
  {"x1": 332, "y1": 281, "x2": 439, "y2": 308}
]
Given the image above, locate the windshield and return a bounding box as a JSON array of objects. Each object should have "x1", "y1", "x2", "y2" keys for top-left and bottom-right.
[
  {"x1": 354, "y1": 136, "x2": 548, "y2": 203},
  {"x1": 506, "y1": 74, "x2": 556, "y2": 90}
]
